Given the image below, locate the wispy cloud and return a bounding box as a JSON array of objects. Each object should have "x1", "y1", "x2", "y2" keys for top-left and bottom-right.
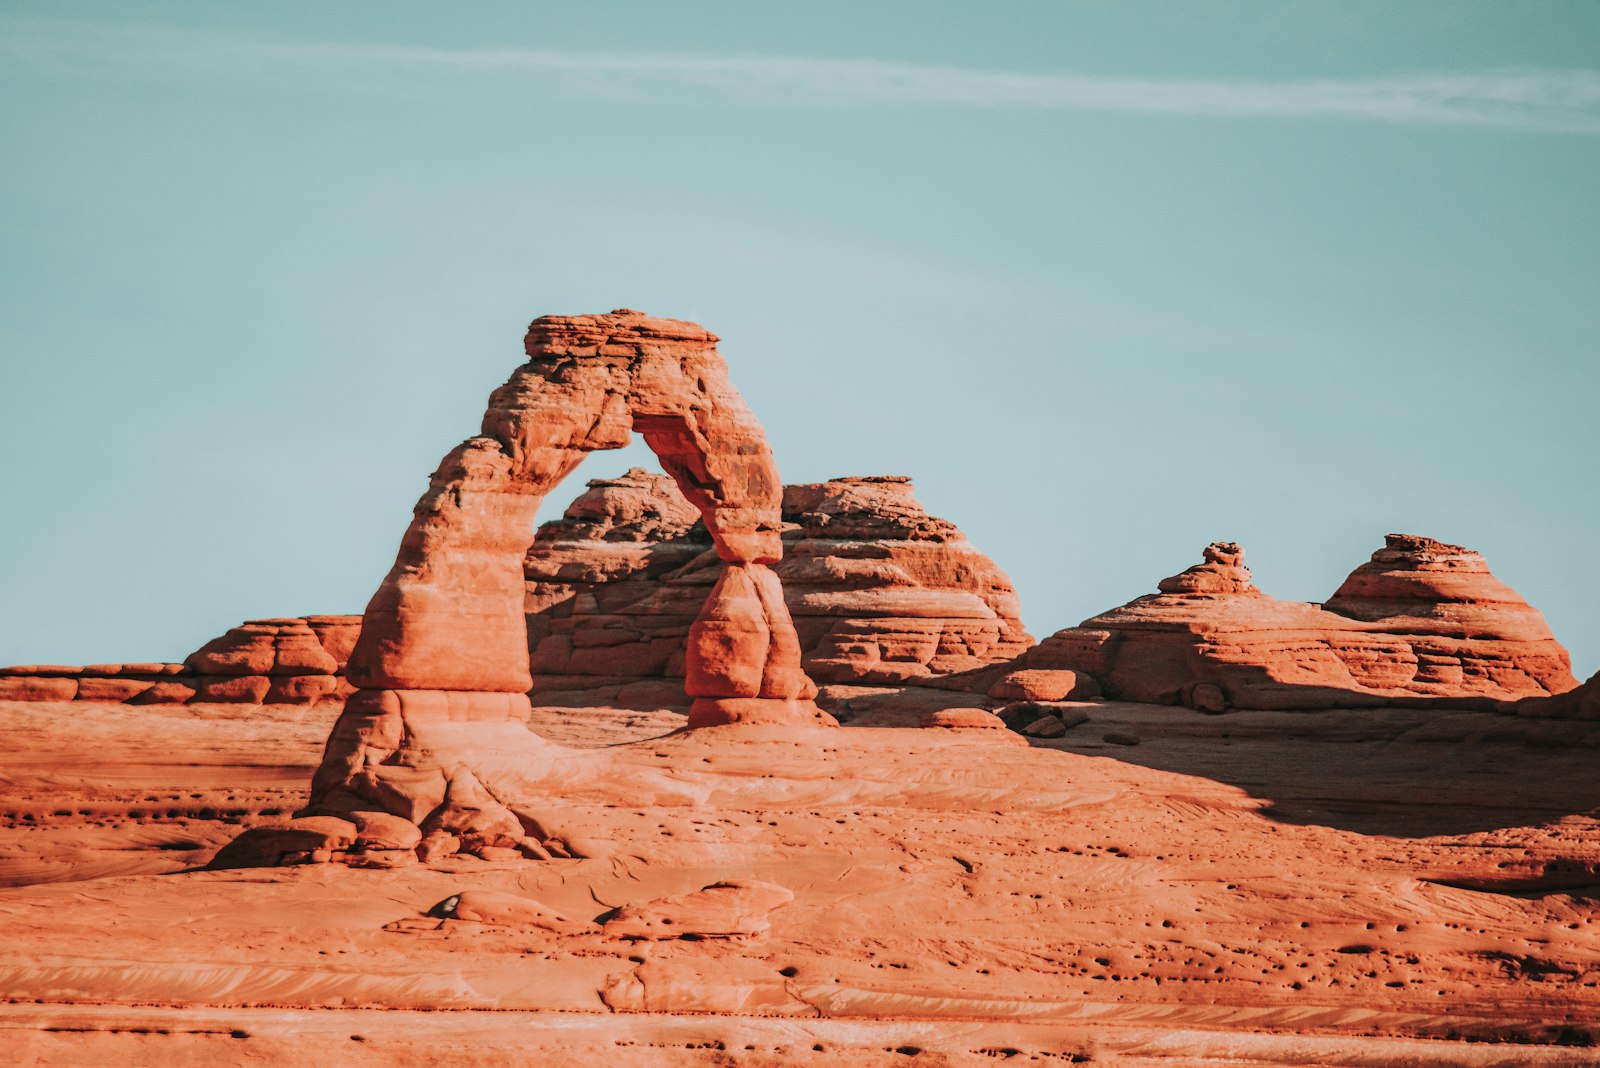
[{"x1": 6, "y1": 18, "x2": 1600, "y2": 134}]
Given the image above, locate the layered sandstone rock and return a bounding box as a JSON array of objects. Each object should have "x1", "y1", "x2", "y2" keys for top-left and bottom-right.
[
  {"x1": 4, "y1": 467, "x2": 1029, "y2": 715},
  {"x1": 523, "y1": 469, "x2": 716, "y2": 710},
  {"x1": 183, "y1": 616, "x2": 361, "y2": 703},
  {"x1": 334, "y1": 311, "x2": 821, "y2": 721},
  {"x1": 1003, "y1": 536, "x2": 1576, "y2": 712},
  {"x1": 289, "y1": 310, "x2": 832, "y2": 868},
  {"x1": 525, "y1": 471, "x2": 1031, "y2": 708},
  {"x1": 0, "y1": 616, "x2": 361, "y2": 705},
  {"x1": 782, "y1": 477, "x2": 1032, "y2": 683},
  {"x1": 0, "y1": 662, "x2": 189, "y2": 703}
]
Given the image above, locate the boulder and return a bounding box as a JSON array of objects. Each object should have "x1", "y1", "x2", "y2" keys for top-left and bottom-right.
[
  {"x1": 417, "y1": 834, "x2": 462, "y2": 863},
  {"x1": 919, "y1": 707, "x2": 1008, "y2": 730},
  {"x1": 352, "y1": 763, "x2": 449, "y2": 826},
  {"x1": 420, "y1": 770, "x2": 526, "y2": 849},
  {"x1": 1022, "y1": 715, "x2": 1068, "y2": 738},
  {"x1": 987, "y1": 669, "x2": 1098, "y2": 702},
  {"x1": 998, "y1": 702, "x2": 1089, "y2": 733}
]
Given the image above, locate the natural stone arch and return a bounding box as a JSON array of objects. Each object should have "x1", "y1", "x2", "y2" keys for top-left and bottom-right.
[
  {"x1": 302, "y1": 311, "x2": 833, "y2": 842},
  {"x1": 343, "y1": 308, "x2": 821, "y2": 717}
]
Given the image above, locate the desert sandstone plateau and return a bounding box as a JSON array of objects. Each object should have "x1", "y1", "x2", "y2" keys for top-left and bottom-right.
[{"x1": 2, "y1": 311, "x2": 1596, "y2": 1067}]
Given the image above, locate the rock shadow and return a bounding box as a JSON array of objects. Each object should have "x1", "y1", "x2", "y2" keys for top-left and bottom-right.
[{"x1": 1040, "y1": 696, "x2": 1600, "y2": 838}]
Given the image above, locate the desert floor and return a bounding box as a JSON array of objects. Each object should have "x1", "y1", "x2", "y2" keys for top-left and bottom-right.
[{"x1": 1, "y1": 696, "x2": 1597, "y2": 1066}]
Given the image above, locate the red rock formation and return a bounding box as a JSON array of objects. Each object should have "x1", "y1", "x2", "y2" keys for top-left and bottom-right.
[
  {"x1": 0, "y1": 616, "x2": 361, "y2": 706},
  {"x1": 0, "y1": 662, "x2": 189, "y2": 703},
  {"x1": 1321, "y1": 534, "x2": 1575, "y2": 694},
  {"x1": 1007, "y1": 535, "x2": 1576, "y2": 711},
  {"x1": 184, "y1": 616, "x2": 360, "y2": 703},
  {"x1": 289, "y1": 310, "x2": 833, "y2": 865},
  {"x1": 4, "y1": 461, "x2": 1026, "y2": 714},
  {"x1": 337, "y1": 311, "x2": 821, "y2": 722},
  {"x1": 523, "y1": 468, "x2": 711, "y2": 710},
  {"x1": 782, "y1": 477, "x2": 1032, "y2": 683},
  {"x1": 525, "y1": 471, "x2": 1031, "y2": 707}
]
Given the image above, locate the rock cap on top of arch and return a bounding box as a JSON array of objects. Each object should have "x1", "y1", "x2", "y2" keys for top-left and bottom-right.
[{"x1": 525, "y1": 309, "x2": 720, "y2": 355}]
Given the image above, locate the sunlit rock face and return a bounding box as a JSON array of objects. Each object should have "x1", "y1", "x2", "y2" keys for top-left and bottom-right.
[
  {"x1": 0, "y1": 615, "x2": 361, "y2": 706},
  {"x1": 1003, "y1": 535, "x2": 1576, "y2": 712}
]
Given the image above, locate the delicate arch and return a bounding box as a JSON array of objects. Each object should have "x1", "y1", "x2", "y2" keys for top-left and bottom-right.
[
  {"x1": 248, "y1": 311, "x2": 833, "y2": 861},
  {"x1": 343, "y1": 309, "x2": 824, "y2": 725}
]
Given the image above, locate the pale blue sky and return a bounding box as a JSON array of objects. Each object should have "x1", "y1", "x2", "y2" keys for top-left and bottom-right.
[{"x1": 2, "y1": 2, "x2": 1596, "y2": 676}]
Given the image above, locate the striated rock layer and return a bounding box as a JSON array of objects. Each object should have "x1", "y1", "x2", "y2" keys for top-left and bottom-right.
[
  {"x1": 987, "y1": 535, "x2": 1576, "y2": 712},
  {"x1": 289, "y1": 310, "x2": 834, "y2": 867},
  {"x1": 182, "y1": 616, "x2": 361, "y2": 704},
  {"x1": 781, "y1": 477, "x2": 1031, "y2": 682},
  {"x1": 0, "y1": 616, "x2": 361, "y2": 706},
  {"x1": 525, "y1": 469, "x2": 1031, "y2": 709}
]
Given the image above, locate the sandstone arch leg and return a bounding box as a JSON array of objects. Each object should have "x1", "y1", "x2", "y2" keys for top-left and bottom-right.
[
  {"x1": 296, "y1": 310, "x2": 833, "y2": 860},
  {"x1": 631, "y1": 404, "x2": 822, "y2": 726}
]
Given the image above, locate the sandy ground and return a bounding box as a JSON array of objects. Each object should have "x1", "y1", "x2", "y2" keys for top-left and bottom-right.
[{"x1": 1, "y1": 697, "x2": 1597, "y2": 1066}]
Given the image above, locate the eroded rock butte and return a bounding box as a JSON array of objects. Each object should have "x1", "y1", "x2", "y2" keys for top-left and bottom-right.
[
  {"x1": 524, "y1": 468, "x2": 1032, "y2": 709},
  {"x1": 979, "y1": 536, "x2": 1576, "y2": 712}
]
